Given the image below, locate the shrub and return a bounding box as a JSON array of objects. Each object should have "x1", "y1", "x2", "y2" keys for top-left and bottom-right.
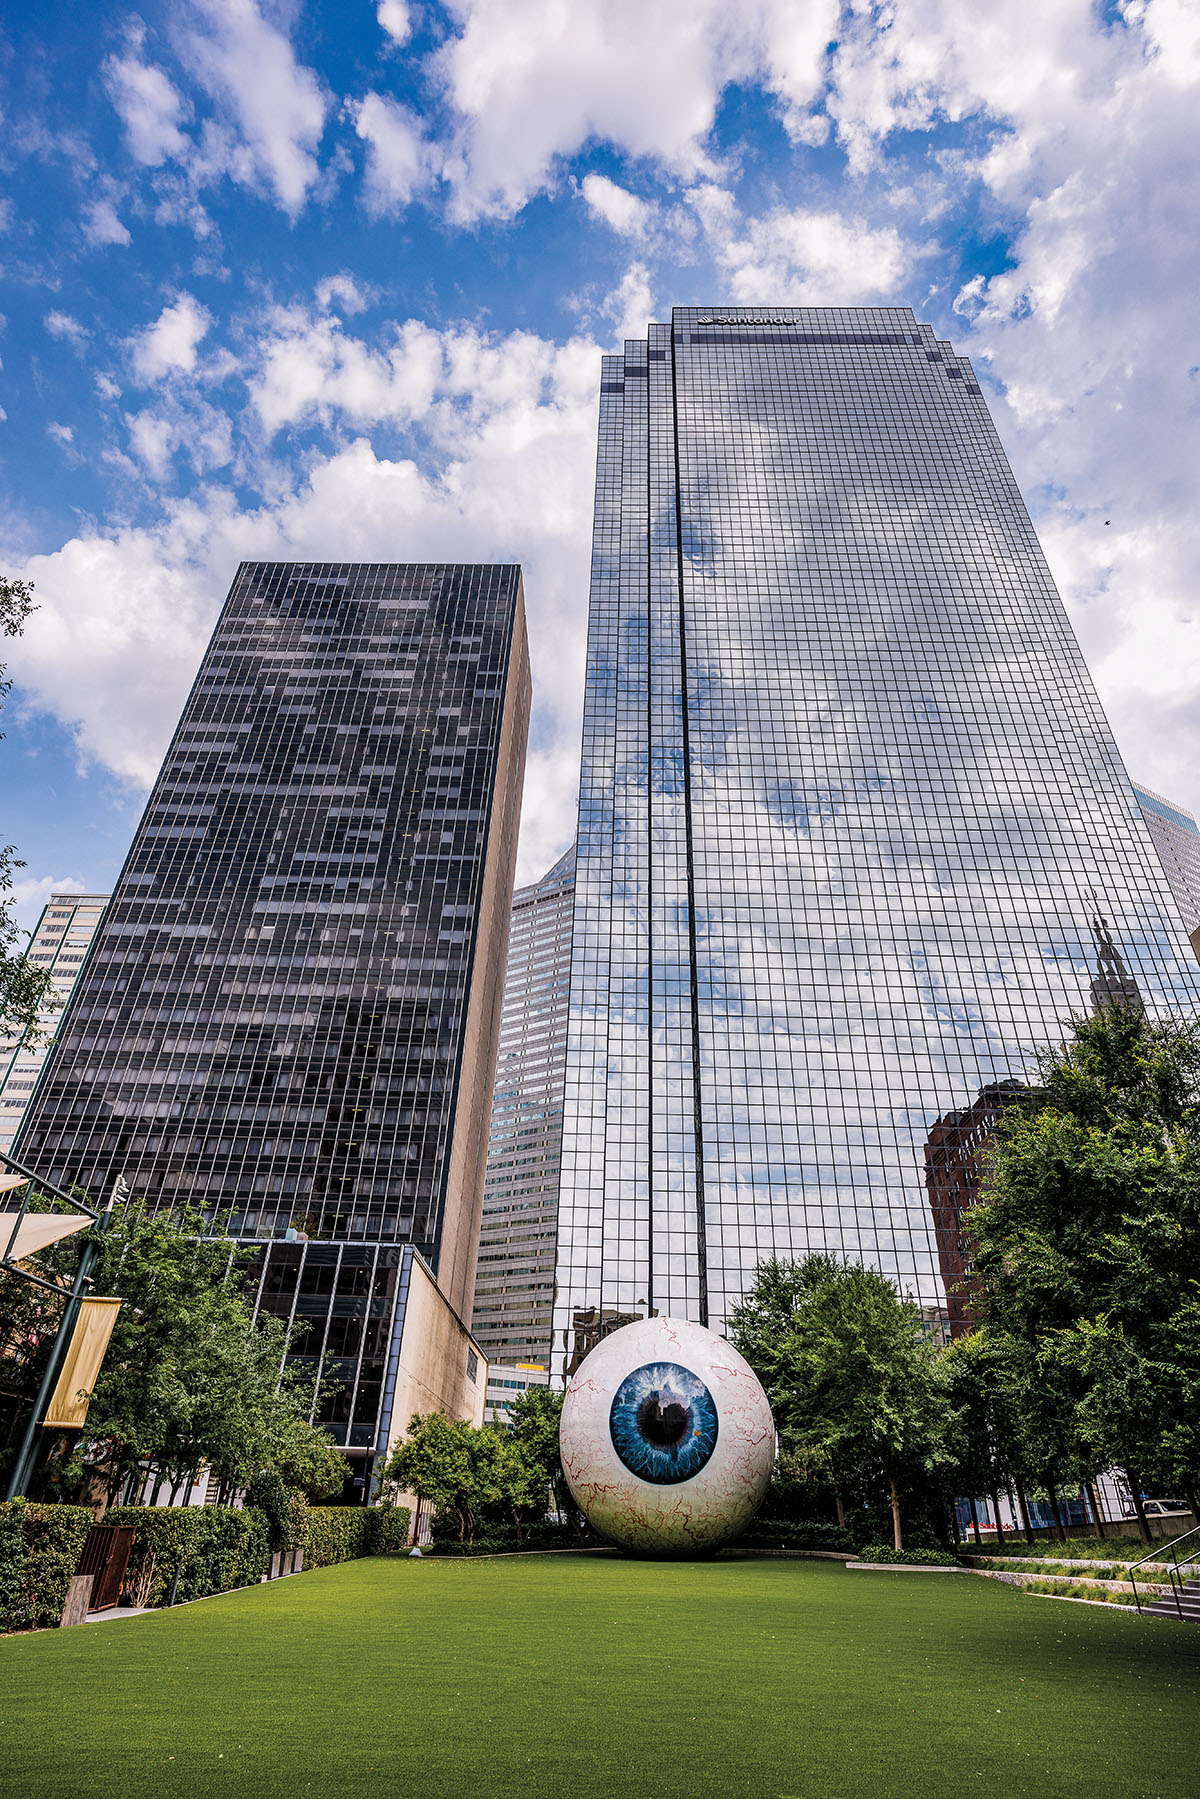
[
  {"x1": 427, "y1": 1523, "x2": 588, "y2": 1557},
  {"x1": 366, "y1": 1506, "x2": 411, "y2": 1556},
  {"x1": 303, "y1": 1506, "x2": 375, "y2": 1568},
  {"x1": 0, "y1": 1500, "x2": 93, "y2": 1632},
  {"x1": 737, "y1": 1519, "x2": 856, "y2": 1554},
  {"x1": 285, "y1": 1488, "x2": 310, "y2": 1553},
  {"x1": 856, "y1": 1544, "x2": 956, "y2": 1567},
  {"x1": 105, "y1": 1505, "x2": 270, "y2": 1607},
  {"x1": 245, "y1": 1471, "x2": 290, "y2": 1551}
]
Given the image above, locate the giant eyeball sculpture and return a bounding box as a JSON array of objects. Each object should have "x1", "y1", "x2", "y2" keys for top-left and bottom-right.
[{"x1": 559, "y1": 1316, "x2": 775, "y2": 1554}]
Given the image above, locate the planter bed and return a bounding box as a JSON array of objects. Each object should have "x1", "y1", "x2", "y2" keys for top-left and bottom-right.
[{"x1": 846, "y1": 1561, "x2": 964, "y2": 1573}]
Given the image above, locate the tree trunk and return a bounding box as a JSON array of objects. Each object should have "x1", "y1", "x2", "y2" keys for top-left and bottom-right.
[
  {"x1": 1013, "y1": 1476, "x2": 1035, "y2": 1543},
  {"x1": 889, "y1": 1477, "x2": 903, "y2": 1553},
  {"x1": 835, "y1": 1493, "x2": 846, "y2": 1530},
  {"x1": 968, "y1": 1493, "x2": 982, "y2": 1548},
  {"x1": 1085, "y1": 1479, "x2": 1106, "y2": 1539},
  {"x1": 990, "y1": 1489, "x2": 1006, "y2": 1551},
  {"x1": 1125, "y1": 1471, "x2": 1153, "y2": 1544},
  {"x1": 1183, "y1": 1482, "x2": 1200, "y2": 1529},
  {"x1": 1046, "y1": 1481, "x2": 1066, "y2": 1543}
]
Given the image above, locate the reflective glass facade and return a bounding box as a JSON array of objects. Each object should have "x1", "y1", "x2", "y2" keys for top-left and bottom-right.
[
  {"x1": 472, "y1": 844, "x2": 574, "y2": 1366},
  {"x1": 16, "y1": 561, "x2": 529, "y2": 1464},
  {"x1": 554, "y1": 306, "x2": 1200, "y2": 1374}
]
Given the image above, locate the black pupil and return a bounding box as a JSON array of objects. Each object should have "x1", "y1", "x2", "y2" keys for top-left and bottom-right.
[{"x1": 637, "y1": 1390, "x2": 690, "y2": 1448}]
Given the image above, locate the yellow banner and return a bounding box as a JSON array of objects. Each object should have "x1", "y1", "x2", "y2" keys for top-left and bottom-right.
[{"x1": 43, "y1": 1298, "x2": 122, "y2": 1429}]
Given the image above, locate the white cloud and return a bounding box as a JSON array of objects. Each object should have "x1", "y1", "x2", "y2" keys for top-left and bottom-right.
[
  {"x1": 314, "y1": 272, "x2": 371, "y2": 315},
  {"x1": 45, "y1": 423, "x2": 75, "y2": 448},
  {"x1": 705, "y1": 201, "x2": 913, "y2": 303},
  {"x1": 81, "y1": 198, "x2": 133, "y2": 248},
  {"x1": 129, "y1": 295, "x2": 213, "y2": 383},
  {"x1": 45, "y1": 311, "x2": 89, "y2": 349},
  {"x1": 376, "y1": 0, "x2": 412, "y2": 47},
  {"x1": 180, "y1": 0, "x2": 329, "y2": 217},
  {"x1": 103, "y1": 31, "x2": 191, "y2": 165},
  {"x1": 352, "y1": 92, "x2": 439, "y2": 213},
  {"x1": 601, "y1": 263, "x2": 656, "y2": 344},
  {"x1": 4, "y1": 314, "x2": 603, "y2": 882},
  {"x1": 431, "y1": 0, "x2": 838, "y2": 220},
  {"x1": 580, "y1": 173, "x2": 653, "y2": 237},
  {"x1": 11, "y1": 873, "x2": 89, "y2": 935}
]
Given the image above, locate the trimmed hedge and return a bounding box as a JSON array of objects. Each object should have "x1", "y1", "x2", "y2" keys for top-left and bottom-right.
[
  {"x1": 0, "y1": 1499, "x2": 93, "y2": 1633},
  {"x1": 368, "y1": 1506, "x2": 412, "y2": 1556},
  {"x1": 0, "y1": 1499, "x2": 409, "y2": 1624},
  {"x1": 303, "y1": 1505, "x2": 411, "y2": 1567},
  {"x1": 857, "y1": 1543, "x2": 956, "y2": 1566},
  {"x1": 105, "y1": 1504, "x2": 271, "y2": 1608},
  {"x1": 738, "y1": 1519, "x2": 857, "y2": 1554}
]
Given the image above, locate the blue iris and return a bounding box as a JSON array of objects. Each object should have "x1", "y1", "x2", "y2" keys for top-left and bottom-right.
[{"x1": 608, "y1": 1361, "x2": 719, "y2": 1485}]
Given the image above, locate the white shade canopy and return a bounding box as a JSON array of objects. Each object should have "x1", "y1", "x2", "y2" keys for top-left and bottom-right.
[{"x1": 0, "y1": 1208, "x2": 92, "y2": 1261}]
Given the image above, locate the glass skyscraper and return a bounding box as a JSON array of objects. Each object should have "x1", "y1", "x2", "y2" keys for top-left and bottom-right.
[
  {"x1": 553, "y1": 305, "x2": 1200, "y2": 1375},
  {"x1": 472, "y1": 844, "x2": 574, "y2": 1369},
  {"x1": 16, "y1": 561, "x2": 529, "y2": 1475},
  {"x1": 1132, "y1": 781, "x2": 1200, "y2": 961}
]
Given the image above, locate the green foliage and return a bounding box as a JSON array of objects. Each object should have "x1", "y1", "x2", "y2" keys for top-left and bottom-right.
[
  {"x1": 105, "y1": 1504, "x2": 270, "y2": 1607},
  {"x1": 855, "y1": 1544, "x2": 955, "y2": 1566},
  {"x1": 285, "y1": 1488, "x2": 310, "y2": 1552},
  {"x1": 245, "y1": 1471, "x2": 291, "y2": 1552},
  {"x1": 426, "y1": 1521, "x2": 583, "y2": 1556},
  {"x1": 0, "y1": 577, "x2": 57, "y2": 1045},
  {"x1": 367, "y1": 1506, "x2": 411, "y2": 1556},
  {"x1": 302, "y1": 1506, "x2": 376, "y2": 1568},
  {"x1": 0, "y1": 1498, "x2": 92, "y2": 1631},
  {"x1": 735, "y1": 1519, "x2": 856, "y2": 1553},
  {"x1": 379, "y1": 1412, "x2": 541, "y2": 1545},
  {"x1": 0, "y1": 1196, "x2": 345, "y2": 1508},
  {"x1": 729, "y1": 1254, "x2": 957, "y2": 1551},
  {"x1": 271, "y1": 1416, "x2": 348, "y2": 1501},
  {"x1": 966, "y1": 1004, "x2": 1200, "y2": 1520}
]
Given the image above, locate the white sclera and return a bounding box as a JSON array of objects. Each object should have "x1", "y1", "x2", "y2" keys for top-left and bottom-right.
[{"x1": 559, "y1": 1316, "x2": 776, "y2": 1553}]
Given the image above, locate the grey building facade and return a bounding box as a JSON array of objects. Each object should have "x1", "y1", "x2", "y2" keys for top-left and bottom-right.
[
  {"x1": 1133, "y1": 781, "x2": 1200, "y2": 961},
  {"x1": 16, "y1": 561, "x2": 529, "y2": 1476},
  {"x1": 472, "y1": 844, "x2": 574, "y2": 1367},
  {"x1": 553, "y1": 306, "x2": 1200, "y2": 1375},
  {"x1": 0, "y1": 893, "x2": 109, "y2": 1160}
]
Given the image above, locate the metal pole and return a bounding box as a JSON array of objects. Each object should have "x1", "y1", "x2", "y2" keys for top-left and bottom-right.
[{"x1": 4, "y1": 1178, "x2": 122, "y2": 1501}]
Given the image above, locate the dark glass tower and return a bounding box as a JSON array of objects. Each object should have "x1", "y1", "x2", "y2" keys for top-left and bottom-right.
[
  {"x1": 554, "y1": 306, "x2": 1200, "y2": 1374},
  {"x1": 17, "y1": 561, "x2": 530, "y2": 1470}
]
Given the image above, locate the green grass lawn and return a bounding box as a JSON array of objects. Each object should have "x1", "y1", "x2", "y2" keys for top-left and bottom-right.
[{"x1": 2, "y1": 1553, "x2": 1197, "y2": 1799}]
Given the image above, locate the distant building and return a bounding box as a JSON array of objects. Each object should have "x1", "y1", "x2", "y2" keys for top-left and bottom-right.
[
  {"x1": 15, "y1": 561, "x2": 530, "y2": 1491},
  {"x1": 472, "y1": 845, "x2": 574, "y2": 1369},
  {"x1": 922, "y1": 1081, "x2": 1031, "y2": 1336},
  {"x1": 1133, "y1": 782, "x2": 1200, "y2": 963},
  {"x1": 0, "y1": 893, "x2": 109, "y2": 1161},
  {"x1": 483, "y1": 1361, "x2": 550, "y2": 1424}
]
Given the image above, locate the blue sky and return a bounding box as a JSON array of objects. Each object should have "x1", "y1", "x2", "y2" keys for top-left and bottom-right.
[{"x1": 2, "y1": 0, "x2": 1199, "y2": 929}]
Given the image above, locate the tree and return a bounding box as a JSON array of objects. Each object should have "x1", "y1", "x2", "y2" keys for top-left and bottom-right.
[
  {"x1": 0, "y1": 576, "x2": 56, "y2": 1045},
  {"x1": 967, "y1": 1003, "x2": 1200, "y2": 1537},
  {"x1": 379, "y1": 1412, "x2": 538, "y2": 1545},
  {"x1": 1, "y1": 1195, "x2": 345, "y2": 1507},
  {"x1": 504, "y1": 1385, "x2": 573, "y2": 1525},
  {"x1": 729, "y1": 1254, "x2": 956, "y2": 1551}
]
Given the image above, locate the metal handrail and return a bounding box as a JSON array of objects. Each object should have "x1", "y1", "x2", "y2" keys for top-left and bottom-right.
[{"x1": 1129, "y1": 1523, "x2": 1200, "y2": 1617}]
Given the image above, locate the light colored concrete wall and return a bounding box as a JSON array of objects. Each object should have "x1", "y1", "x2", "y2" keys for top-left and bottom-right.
[{"x1": 387, "y1": 1251, "x2": 488, "y2": 1454}]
